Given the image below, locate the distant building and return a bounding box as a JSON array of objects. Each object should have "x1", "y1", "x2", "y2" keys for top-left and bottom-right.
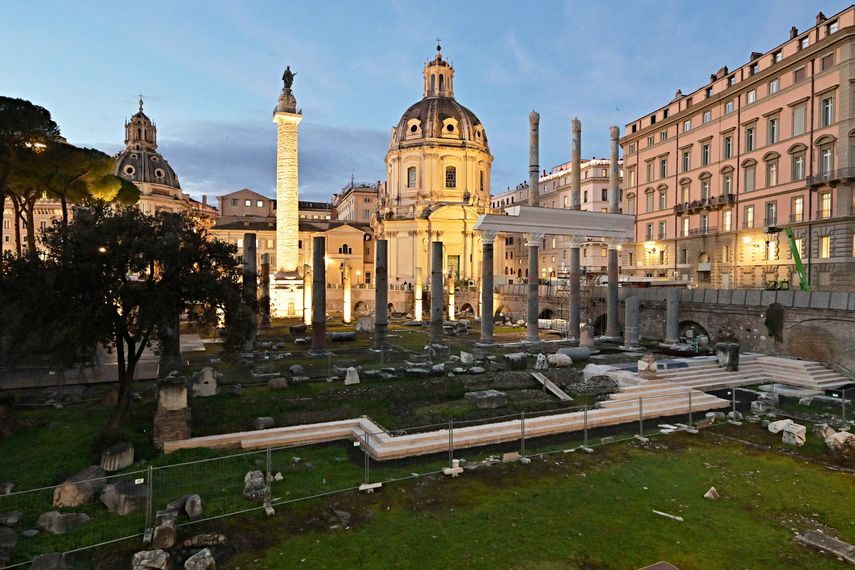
[
  {"x1": 621, "y1": 8, "x2": 855, "y2": 291},
  {"x1": 333, "y1": 181, "x2": 381, "y2": 222},
  {"x1": 490, "y1": 158, "x2": 623, "y2": 284}
]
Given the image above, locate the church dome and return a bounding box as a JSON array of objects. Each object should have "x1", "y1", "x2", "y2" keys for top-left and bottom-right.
[
  {"x1": 114, "y1": 99, "x2": 181, "y2": 190},
  {"x1": 390, "y1": 46, "x2": 488, "y2": 150}
]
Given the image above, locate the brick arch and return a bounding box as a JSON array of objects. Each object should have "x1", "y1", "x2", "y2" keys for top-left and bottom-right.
[
  {"x1": 678, "y1": 320, "x2": 710, "y2": 341},
  {"x1": 494, "y1": 304, "x2": 514, "y2": 322}
]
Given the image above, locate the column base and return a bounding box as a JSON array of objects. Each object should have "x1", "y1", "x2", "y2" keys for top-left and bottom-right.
[
  {"x1": 663, "y1": 338, "x2": 679, "y2": 345},
  {"x1": 475, "y1": 340, "x2": 495, "y2": 348},
  {"x1": 618, "y1": 344, "x2": 644, "y2": 351},
  {"x1": 598, "y1": 335, "x2": 623, "y2": 343}
]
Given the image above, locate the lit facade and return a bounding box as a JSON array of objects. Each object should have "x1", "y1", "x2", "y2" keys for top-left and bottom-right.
[
  {"x1": 333, "y1": 181, "x2": 381, "y2": 223},
  {"x1": 621, "y1": 8, "x2": 855, "y2": 291}
]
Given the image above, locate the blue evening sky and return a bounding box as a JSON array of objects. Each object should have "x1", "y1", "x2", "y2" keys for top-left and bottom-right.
[{"x1": 2, "y1": 1, "x2": 849, "y2": 201}]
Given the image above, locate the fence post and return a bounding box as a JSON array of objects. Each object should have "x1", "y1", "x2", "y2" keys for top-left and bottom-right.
[
  {"x1": 520, "y1": 411, "x2": 526, "y2": 458},
  {"x1": 638, "y1": 397, "x2": 644, "y2": 438},
  {"x1": 583, "y1": 406, "x2": 589, "y2": 448},
  {"x1": 265, "y1": 447, "x2": 273, "y2": 506},
  {"x1": 364, "y1": 432, "x2": 371, "y2": 486},
  {"x1": 448, "y1": 420, "x2": 454, "y2": 469},
  {"x1": 144, "y1": 464, "x2": 154, "y2": 543},
  {"x1": 843, "y1": 388, "x2": 847, "y2": 424},
  {"x1": 688, "y1": 389, "x2": 693, "y2": 427},
  {"x1": 731, "y1": 387, "x2": 737, "y2": 417}
]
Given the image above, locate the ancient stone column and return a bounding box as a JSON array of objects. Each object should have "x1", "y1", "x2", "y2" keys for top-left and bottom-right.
[
  {"x1": 571, "y1": 118, "x2": 582, "y2": 210},
  {"x1": 311, "y1": 236, "x2": 326, "y2": 351},
  {"x1": 302, "y1": 264, "x2": 312, "y2": 326},
  {"x1": 479, "y1": 231, "x2": 497, "y2": 345},
  {"x1": 624, "y1": 295, "x2": 640, "y2": 348},
  {"x1": 374, "y1": 239, "x2": 389, "y2": 347},
  {"x1": 242, "y1": 233, "x2": 258, "y2": 352},
  {"x1": 526, "y1": 233, "x2": 542, "y2": 343},
  {"x1": 606, "y1": 125, "x2": 621, "y2": 339},
  {"x1": 414, "y1": 267, "x2": 423, "y2": 322},
  {"x1": 260, "y1": 253, "x2": 271, "y2": 329},
  {"x1": 431, "y1": 241, "x2": 444, "y2": 342},
  {"x1": 447, "y1": 270, "x2": 455, "y2": 321},
  {"x1": 342, "y1": 260, "x2": 352, "y2": 324},
  {"x1": 529, "y1": 111, "x2": 540, "y2": 207},
  {"x1": 665, "y1": 287, "x2": 680, "y2": 344}
]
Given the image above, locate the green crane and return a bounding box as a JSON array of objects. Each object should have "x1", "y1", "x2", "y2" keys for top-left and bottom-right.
[{"x1": 764, "y1": 226, "x2": 810, "y2": 292}]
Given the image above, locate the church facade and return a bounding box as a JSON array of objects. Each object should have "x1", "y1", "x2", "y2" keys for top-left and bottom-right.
[{"x1": 374, "y1": 46, "x2": 494, "y2": 289}]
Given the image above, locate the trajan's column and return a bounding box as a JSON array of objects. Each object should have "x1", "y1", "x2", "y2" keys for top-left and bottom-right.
[{"x1": 271, "y1": 66, "x2": 304, "y2": 318}]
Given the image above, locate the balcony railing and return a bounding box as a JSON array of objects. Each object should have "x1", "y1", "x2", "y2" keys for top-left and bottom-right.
[
  {"x1": 808, "y1": 167, "x2": 855, "y2": 186},
  {"x1": 789, "y1": 213, "x2": 804, "y2": 223},
  {"x1": 815, "y1": 209, "x2": 832, "y2": 220},
  {"x1": 674, "y1": 195, "x2": 735, "y2": 215},
  {"x1": 763, "y1": 217, "x2": 777, "y2": 227},
  {"x1": 742, "y1": 220, "x2": 755, "y2": 229},
  {"x1": 688, "y1": 226, "x2": 718, "y2": 236}
]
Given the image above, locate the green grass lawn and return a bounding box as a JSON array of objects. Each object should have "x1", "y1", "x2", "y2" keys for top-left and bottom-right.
[{"x1": 220, "y1": 429, "x2": 855, "y2": 570}]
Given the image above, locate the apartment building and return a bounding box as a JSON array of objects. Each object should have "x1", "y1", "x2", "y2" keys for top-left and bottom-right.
[
  {"x1": 332, "y1": 181, "x2": 381, "y2": 223},
  {"x1": 621, "y1": 8, "x2": 855, "y2": 291},
  {"x1": 490, "y1": 158, "x2": 622, "y2": 284}
]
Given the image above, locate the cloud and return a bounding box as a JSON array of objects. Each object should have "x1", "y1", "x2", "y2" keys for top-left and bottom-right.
[{"x1": 151, "y1": 120, "x2": 388, "y2": 202}]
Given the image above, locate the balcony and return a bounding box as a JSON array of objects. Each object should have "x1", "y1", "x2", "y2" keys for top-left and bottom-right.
[
  {"x1": 763, "y1": 217, "x2": 777, "y2": 227},
  {"x1": 742, "y1": 220, "x2": 756, "y2": 229},
  {"x1": 815, "y1": 209, "x2": 832, "y2": 220},
  {"x1": 688, "y1": 226, "x2": 718, "y2": 236},
  {"x1": 808, "y1": 167, "x2": 855, "y2": 187},
  {"x1": 674, "y1": 203, "x2": 688, "y2": 215}
]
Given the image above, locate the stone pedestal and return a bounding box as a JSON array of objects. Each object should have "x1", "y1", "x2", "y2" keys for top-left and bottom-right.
[
  {"x1": 622, "y1": 296, "x2": 641, "y2": 349},
  {"x1": 637, "y1": 353, "x2": 658, "y2": 380},
  {"x1": 715, "y1": 342, "x2": 740, "y2": 371}
]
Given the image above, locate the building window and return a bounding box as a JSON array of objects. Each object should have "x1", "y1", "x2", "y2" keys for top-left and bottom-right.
[
  {"x1": 680, "y1": 183, "x2": 690, "y2": 203},
  {"x1": 767, "y1": 118, "x2": 779, "y2": 144},
  {"x1": 646, "y1": 192, "x2": 654, "y2": 213},
  {"x1": 658, "y1": 221, "x2": 666, "y2": 239},
  {"x1": 659, "y1": 158, "x2": 667, "y2": 179},
  {"x1": 407, "y1": 166, "x2": 417, "y2": 188},
  {"x1": 799, "y1": 36, "x2": 810, "y2": 50},
  {"x1": 658, "y1": 190, "x2": 667, "y2": 210},
  {"x1": 479, "y1": 171, "x2": 485, "y2": 192},
  {"x1": 628, "y1": 168, "x2": 636, "y2": 187},
  {"x1": 725, "y1": 100, "x2": 734, "y2": 114},
  {"x1": 821, "y1": 52, "x2": 835, "y2": 71},
  {"x1": 583, "y1": 191, "x2": 588, "y2": 203},
  {"x1": 700, "y1": 214, "x2": 709, "y2": 232},
  {"x1": 765, "y1": 240, "x2": 777, "y2": 261},
  {"x1": 723, "y1": 135, "x2": 733, "y2": 159},
  {"x1": 245, "y1": 200, "x2": 252, "y2": 207},
  {"x1": 749, "y1": 63, "x2": 759, "y2": 76},
  {"x1": 682, "y1": 217, "x2": 689, "y2": 237},
  {"x1": 660, "y1": 130, "x2": 668, "y2": 142},
  {"x1": 683, "y1": 119, "x2": 691, "y2": 132},
  {"x1": 647, "y1": 135, "x2": 655, "y2": 147},
  {"x1": 792, "y1": 104, "x2": 806, "y2": 136},
  {"x1": 772, "y1": 50, "x2": 782, "y2": 64},
  {"x1": 703, "y1": 111, "x2": 712, "y2": 123},
  {"x1": 744, "y1": 164, "x2": 756, "y2": 192},
  {"x1": 627, "y1": 194, "x2": 636, "y2": 215},
  {"x1": 681, "y1": 150, "x2": 691, "y2": 172},
  {"x1": 820, "y1": 147, "x2": 834, "y2": 176},
  {"x1": 601, "y1": 188, "x2": 607, "y2": 201},
  {"x1": 650, "y1": 114, "x2": 657, "y2": 125},
  {"x1": 820, "y1": 97, "x2": 834, "y2": 127},
  {"x1": 828, "y1": 21, "x2": 839, "y2": 34},
  {"x1": 727, "y1": 75, "x2": 736, "y2": 87},
  {"x1": 792, "y1": 196, "x2": 804, "y2": 222},
  {"x1": 791, "y1": 153, "x2": 805, "y2": 181},
  {"x1": 256, "y1": 200, "x2": 264, "y2": 208},
  {"x1": 768, "y1": 79, "x2": 780, "y2": 94},
  {"x1": 794, "y1": 67, "x2": 806, "y2": 83},
  {"x1": 820, "y1": 235, "x2": 831, "y2": 258},
  {"x1": 819, "y1": 192, "x2": 832, "y2": 218},
  {"x1": 765, "y1": 160, "x2": 778, "y2": 187},
  {"x1": 701, "y1": 143, "x2": 710, "y2": 166},
  {"x1": 646, "y1": 161, "x2": 654, "y2": 182},
  {"x1": 706, "y1": 87, "x2": 713, "y2": 98},
  {"x1": 645, "y1": 223, "x2": 653, "y2": 240},
  {"x1": 445, "y1": 166, "x2": 456, "y2": 188},
  {"x1": 747, "y1": 89, "x2": 757, "y2": 104},
  {"x1": 745, "y1": 126, "x2": 755, "y2": 151},
  {"x1": 723, "y1": 174, "x2": 732, "y2": 195},
  {"x1": 723, "y1": 210, "x2": 732, "y2": 231},
  {"x1": 628, "y1": 142, "x2": 636, "y2": 153},
  {"x1": 764, "y1": 201, "x2": 777, "y2": 226},
  {"x1": 745, "y1": 205, "x2": 755, "y2": 228},
  {"x1": 700, "y1": 179, "x2": 710, "y2": 199},
  {"x1": 231, "y1": 199, "x2": 238, "y2": 206}
]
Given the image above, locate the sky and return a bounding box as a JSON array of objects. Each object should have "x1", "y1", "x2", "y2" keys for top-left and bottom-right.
[{"x1": 2, "y1": 0, "x2": 851, "y2": 202}]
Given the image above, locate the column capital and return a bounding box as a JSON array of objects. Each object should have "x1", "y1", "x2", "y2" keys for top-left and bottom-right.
[
  {"x1": 605, "y1": 237, "x2": 626, "y2": 250},
  {"x1": 525, "y1": 232, "x2": 545, "y2": 246},
  {"x1": 566, "y1": 235, "x2": 586, "y2": 248},
  {"x1": 479, "y1": 229, "x2": 499, "y2": 242}
]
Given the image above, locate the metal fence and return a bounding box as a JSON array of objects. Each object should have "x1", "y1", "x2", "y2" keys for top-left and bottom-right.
[{"x1": 1, "y1": 380, "x2": 846, "y2": 567}]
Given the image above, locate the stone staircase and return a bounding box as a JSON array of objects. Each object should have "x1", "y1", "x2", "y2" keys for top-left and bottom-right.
[{"x1": 655, "y1": 355, "x2": 849, "y2": 392}]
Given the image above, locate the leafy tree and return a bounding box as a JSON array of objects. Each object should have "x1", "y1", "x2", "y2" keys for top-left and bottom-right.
[
  {"x1": 0, "y1": 96, "x2": 60, "y2": 255},
  {"x1": 0, "y1": 203, "x2": 246, "y2": 429}
]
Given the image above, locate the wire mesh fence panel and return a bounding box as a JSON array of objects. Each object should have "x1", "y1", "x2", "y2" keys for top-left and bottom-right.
[
  {"x1": 0, "y1": 469, "x2": 147, "y2": 567},
  {"x1": 443, "y1": 414, "x2": 525, "y2": 467},
  {"x1": 515, "y1": 405, "x2": 589, "y2": 457},
  {"x1": 151, "y1": 449, "x2": 268, "y2": 529},
  {"x1": 268, "y1": 440, "x2": 364, "y2": 505},
  {"x1": 364, "y1": 429, "x2": 448, "y2": 485}
]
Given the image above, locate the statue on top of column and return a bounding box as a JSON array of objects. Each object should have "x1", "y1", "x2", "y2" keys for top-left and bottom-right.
[{"x1": 282, "y1": 66, "x2": 297, "y2": 89}]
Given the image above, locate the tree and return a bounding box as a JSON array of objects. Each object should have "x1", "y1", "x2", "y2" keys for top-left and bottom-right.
[
  {"x1": 0, "y1": 203, "x2": 246, "y2": 429},
  {"x1": 0, "y1": 96, "x2": 60, "y2": 254}
]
